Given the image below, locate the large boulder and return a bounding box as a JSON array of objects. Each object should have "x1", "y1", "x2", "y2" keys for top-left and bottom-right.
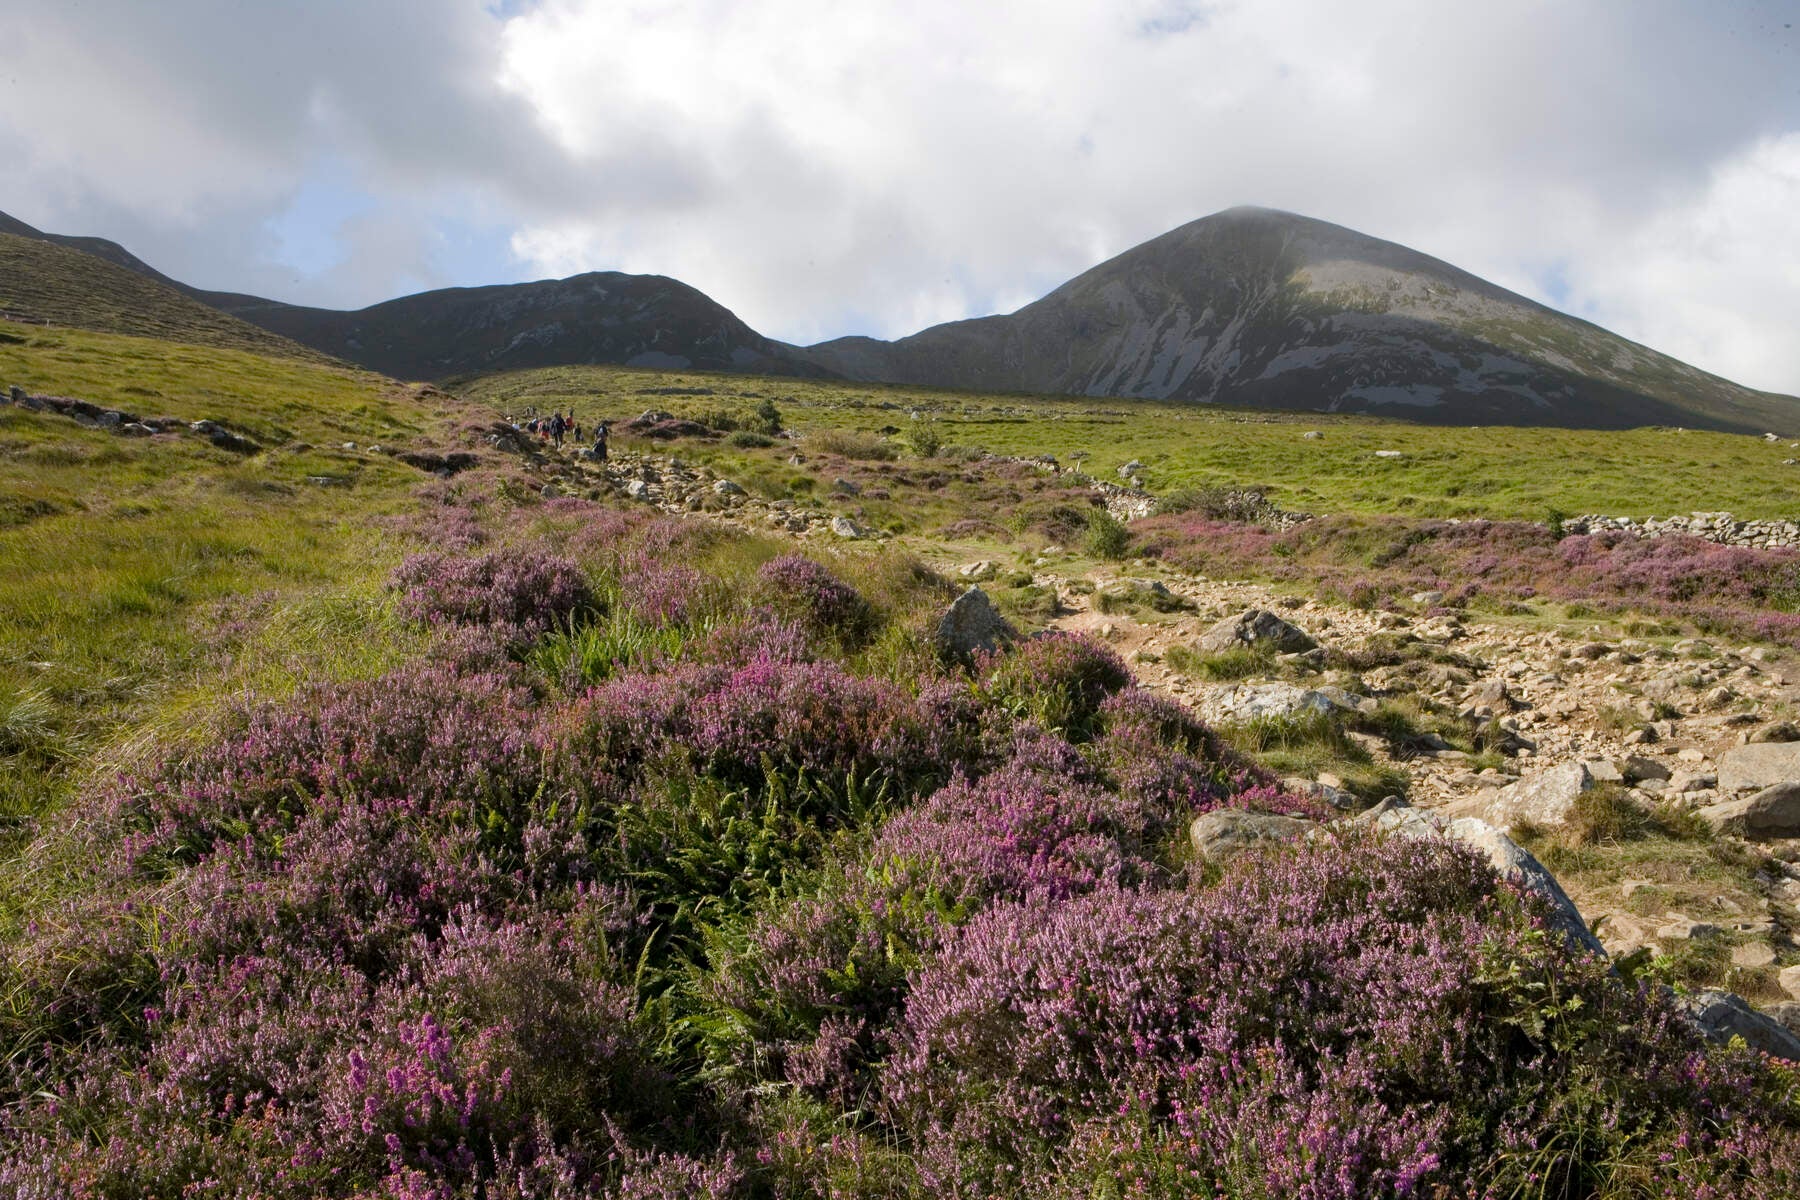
[
  {"x1": 1195, "y1": 608, "x2": 1317, "y2": 656},
  {"x1": 1199, "y1": 682, "x2": 1360, "y2": 726},
  {"x1": 935, "y1": 586, "x2": 1016, "y2": 658},
  {"x1": 1189, "y1": 809, "x2": 1315, "y2": 863},
  {"x1": 1695, "y1": 782, "x2": 1800, "y2": 840},
  {"x1": 1718, "y1": 742, "x2": 1800, "y2": 794},
  {"x1": 1474, "y1": 760, "x2": 1603, "y2": 830},
  {"x1": 1671, "y1": 989, "x2": 1800, "y2": 1061},
  {"x1": 1367, "y1": 804, "x2": 1605, "y2": 958}
]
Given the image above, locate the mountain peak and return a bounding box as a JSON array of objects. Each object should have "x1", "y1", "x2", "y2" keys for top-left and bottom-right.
[{"x1": 798, "y1": 209, "x2": 1799, "y2": 433}]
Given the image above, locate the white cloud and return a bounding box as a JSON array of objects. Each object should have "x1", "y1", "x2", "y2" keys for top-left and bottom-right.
[{"x1": 1562, "y1": 132, "x2": 1800, "y2": 395}]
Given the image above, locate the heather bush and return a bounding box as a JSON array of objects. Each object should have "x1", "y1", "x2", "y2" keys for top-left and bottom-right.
[
  {"x1": 756, "y1": 553, "x2": 874, "y2": 645},
  {"x1": 881, "y1": 831, "x2": 1800, "y2": 1198},
  {"x1": 546, "y1": 652, "x2": 979, "y2": 802},
  {"x1": 977, "y1": 631, "x2": 1131, "y2": 740},
  {"x1": 110, "y1": 662, "x2": 544, "y2": 873},
  {"x1": 389, "y1": 545, "x2": 595, "y2": 639}
]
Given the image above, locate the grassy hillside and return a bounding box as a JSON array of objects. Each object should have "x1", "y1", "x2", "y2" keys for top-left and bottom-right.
[
  {"x1": 0, "y1": 319, "x2": 485, "y2": 825},
  {"x1": 0, "y1": 233, "x2": 333, "y2": 363},
  {"x1": 455, "y1": 362, "x2": 1800, "y2": 522}
]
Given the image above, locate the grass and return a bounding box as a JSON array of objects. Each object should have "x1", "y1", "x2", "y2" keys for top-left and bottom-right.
[
  {"x1": 0, "y1": 319, "x2": 491, "y2": 833},
  {"x1": 452, "y1": 362, "x2": 1800, "y2": 522},
  {"x1": 0, "y1": 234, "x2": 330, "y2": 363}
]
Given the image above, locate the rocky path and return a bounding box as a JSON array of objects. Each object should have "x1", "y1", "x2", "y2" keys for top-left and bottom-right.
[
  {"x1": 1035, "y1": 564, "x2": 1798, "y2": 813},
  {"x1": 1025, "y1": 560, "x2": 1800, "y2": 995}
]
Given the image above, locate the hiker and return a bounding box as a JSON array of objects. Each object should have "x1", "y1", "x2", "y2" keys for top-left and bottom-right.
[
  {"x1": 592, "y1": 420, "x2": 610, "y2": 463},
  {"x1": 550, "y1": 412, "x2": 567, "y2": 447}
]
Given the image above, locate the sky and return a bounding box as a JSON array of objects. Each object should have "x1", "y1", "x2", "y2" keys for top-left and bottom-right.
[{"x1": 2, "y1": 0, "x2": 1799, "y2": 393}]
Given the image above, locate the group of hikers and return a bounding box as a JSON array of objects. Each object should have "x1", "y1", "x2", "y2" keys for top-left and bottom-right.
[{"x1": 510, "y1": 409, "x2": 611, "y2": 461}]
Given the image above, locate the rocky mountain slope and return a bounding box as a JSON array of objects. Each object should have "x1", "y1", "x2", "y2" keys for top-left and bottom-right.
[
  {"x1": 800, "y1": 207, "x2": 1800, "y2": 433},
  {"x1": 0, "y1": 232, "x2": 332, "y2": 363}
]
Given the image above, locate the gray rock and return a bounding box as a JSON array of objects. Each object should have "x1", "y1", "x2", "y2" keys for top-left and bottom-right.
[
  {"x1": 1669, "y1": 769, "x2": 1717, "y2": 794},
  {"x1": 1695, "y1": 782, "x2": 1800, "y2": 839},
  {"x1": 831, "y1": 477, "x2": 861, "y2": 496},
  {"x1": 1718, "y1": 741, "x2": 1800, "y2": 794},
  {"x1": 1622, "y1": 756, "x2": 1672, "y2": 783},
  {"x1": 1751, "y1": 721, "x2": 1800, "y2": 745},
  {"x1": 712, "y1": 479, "x2": 746, "y2": 497},
  {"x1": 830, "y1": 515, "x2": 866, "y2": 539},
  {"x1": 1445, "y1": 817, "x2": 1608, "y2": 958},
  {"x1": 1118, "y1": 460, "x2": 1144, "y2": 479},
  {"x1": 1482, "y1": 760, "x2": 1601, "y2": 829},
  {"x1": 7, "y1": 384, "x2": 23, "y2": 404},
  {"x1": 935, "y1": 586, "x2": 1016, "y2": 658},
  {"x1": 1200, "y1": 682, "x2": 1357, "y2": 725},
  {"x1": 1196, "y1": 608, "x2": 1317, "y2": 656},
  {"x1": 1671, "y1": 989, "x2": 1800, "y2": 1061},
  {"x1": 1189, "y1": 809, "x2": 1314, "y2": 863},
  {"x1": 624, "y1": 480, "x2": 650, "y2": 499},
  {"x1": 1780, "y1": 964, "x2": 1800, "y2": 1001},
  {"x1": 1469, "y1": 678, "x2": 1518, "y2": 712},
  {"x1": 1768, "y1": 1002, "x2": 1800, "y2": 1036}
]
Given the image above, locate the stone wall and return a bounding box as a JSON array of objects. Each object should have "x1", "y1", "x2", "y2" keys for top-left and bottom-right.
[{"x1": 1569, "y1": 512, "x2": 1800, "y2": 551}]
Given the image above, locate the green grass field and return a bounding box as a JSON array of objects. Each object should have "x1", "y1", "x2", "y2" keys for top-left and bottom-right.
[
  {"x1": 457, "y1": 362, "x2": 1800, "y2": 522},
  {"x1": 0, "y1": 320, "x2": 476, "y2": 827}
]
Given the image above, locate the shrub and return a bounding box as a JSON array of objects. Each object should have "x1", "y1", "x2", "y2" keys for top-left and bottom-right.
[
  {"x1": 977, "y1": 632, "x2": 1131, "y2": 741},
  {"x1": 389, "y1": 545, "x2": 594, "y2": 639},
  {"x1": 726, "y1": 430, "x2": 774, "y2": 449},
  {"x1": 809, "y1": 429, "x2": 896, "y2": 461},
  {"x1": 757, "y1": 553, "x2": 874, "y2": 644},
  {"x1": 881, "y1": 832, "x2": 1800, "y2": 1198},
  {"x1": 1083, "y1": 508, "x2": 1130, "y2": 559}
]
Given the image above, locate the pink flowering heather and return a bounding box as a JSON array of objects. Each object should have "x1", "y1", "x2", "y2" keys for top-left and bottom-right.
[
  {"x1": 756, "y1": 553, "x2": 873, "y2": 642},
  {"x1": 881, "y1": 830, "x2": 1800, "y2": 1198},
  {"x1": 390, "y1": 545, "x2": 595, "y2": 639}
]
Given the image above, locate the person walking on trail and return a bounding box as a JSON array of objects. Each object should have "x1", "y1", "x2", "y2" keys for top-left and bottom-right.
[
  {"x1": 550, "y1": 412, "x2": 566, "y2": 447},
  {"x1": 592, "y1": 420, "x2": 610, "y2": 463}
]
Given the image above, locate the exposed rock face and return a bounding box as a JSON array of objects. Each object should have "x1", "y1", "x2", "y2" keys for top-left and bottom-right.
[
  {"x1": 935, "y1": 587, "x2": 1016, "y2": 658},
  {"x1": 1188, "y1": 809, "x2": 1315, "y2": 863},
  {"x1": 1696, "y1": 783, "x2": 1800, "y2": 840},
  {"x1": 1671, "y1": 989, "x2": 1800, "y2": 1061},
  {"x1": 1195, "y1": 608, "x2": 1317, "y2": 655},
  {"x1": 1718, "y1": 742, "x2": 1800, "y2": 794}
]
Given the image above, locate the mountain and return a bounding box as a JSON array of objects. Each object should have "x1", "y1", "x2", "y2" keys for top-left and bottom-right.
[
  {"x1": 0, "y1": 231, "x2": 333, "y2": 363},
  {"x1": 216, "y1": 273, "x2": 820, "y2": 382},
  {"x1": 0, "y1": 209, "x2": 819, "y2": 383},
  {"x1": 798, "y1": 207, "x2": 1799, "y2": 433},
  {"x1": 9, "y1": 204, "x2": 1796, "y2": 431}
]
